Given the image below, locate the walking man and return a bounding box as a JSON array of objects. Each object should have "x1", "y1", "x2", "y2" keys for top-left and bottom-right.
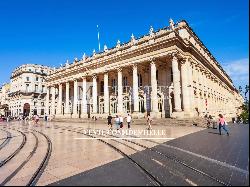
[{"x1": 126, "y1": 114, "x2": 132, "y2": 129}]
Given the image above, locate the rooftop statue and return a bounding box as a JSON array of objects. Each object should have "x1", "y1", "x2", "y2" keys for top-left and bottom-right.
[
  {"x1": 131, "y1": 33, "x2": 136, "y2": 44},
  {"x1": 116, "y1": 40, "x2": 121, "y2": 48},
  {"x1": 169, "y1": 18, "x2": 175, "y2": 30},
  {"x1": 104, "y1": 44, "x2": 108, "y2": 52},
  {"x1": 149, "y1": 26, "x2": 154, "y2": 36},
  {"x1": 74, "y1": 57, "x2": 78, "y2": 62},
  {"x1": 82, "y1": 53, "x2": 86, "y2": 61},
  {"x1": 65, "y1": 60, "x2": 70, "y2": 67}
]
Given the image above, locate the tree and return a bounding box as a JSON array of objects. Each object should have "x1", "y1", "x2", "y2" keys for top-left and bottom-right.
[{"x1": 239, "y1": 85, "x2": 249, "y2": 124}]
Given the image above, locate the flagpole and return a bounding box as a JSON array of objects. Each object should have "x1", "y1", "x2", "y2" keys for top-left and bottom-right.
[{"x1": 97, "y1": 25, "x2": 101, "y2": 52}]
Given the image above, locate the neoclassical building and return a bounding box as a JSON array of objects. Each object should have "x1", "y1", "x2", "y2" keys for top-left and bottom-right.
[
  {"x1": 9, "y1": 64, "x2": 53, "y2": 117},
  {"x1": 46, "y1": 19, "x2": 244, "y2": 119},
  {"x1": 0, "y1": 83, "x2": 11, "y2": 116}
]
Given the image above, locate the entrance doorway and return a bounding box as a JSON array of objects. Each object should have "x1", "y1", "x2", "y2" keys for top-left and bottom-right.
[{"x1": 23, "y1": 103, "x2": 30, "y2": 117}]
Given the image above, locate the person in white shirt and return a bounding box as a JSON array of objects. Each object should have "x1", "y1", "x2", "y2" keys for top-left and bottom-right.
[
  {"x1": 115, "y1": 115, "x2": 120, "y2": 130},
  {"x1": 126, "y1": 114, "x2": 132, "y2": 129},
  {"x1": 119, "y1": 115, "x2": 124, "y2": 128}
]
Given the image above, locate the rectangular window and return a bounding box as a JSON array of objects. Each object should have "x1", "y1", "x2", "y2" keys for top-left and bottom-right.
[
  {"x1": 26, "y1": 84, "x2": 29, "y2": 92},
  {"x1": 42, "y1": 85, "x2": 45, "y2": 93},
  {"x1": 35, "y1": 85, "x2": 38, "y2": 92},
  {"x1": 26, "y1": 77, "x2": 29, "y2": 81},
  {"x1": 36, "y1": 77, "x2": 39, "y2": 81}
]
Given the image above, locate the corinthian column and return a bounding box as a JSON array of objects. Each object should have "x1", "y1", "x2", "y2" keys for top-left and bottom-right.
[
  {"x1": 51, "y1": 86, "x2": 56, "y2": 116},
  {"x1": 188, "y1": 61, "x2": 194, "y2": 112},
  {"x1": 81, "y1": 77, "x2": 88, "y2": 118},
  {"x1": 133, "y1": 64, "x2": 139, "y2": 113},
  {"x1": 150, "y1": 60, "x2": 158, "y2": 115},
  {"x1": 92, "y1": 74, "x2": 98, "y2": 114},
  {"x1": 45, "y1": 86, "x2": 50, "y2": 115},
  {"x1": 57, "y1": 83, "x2": 62, "y2": 115},
  {"x1": 172, "y1": 55, "x2": 182, "y2": 112},
  {"x1": 65, "y1": 82, "x2": 70, "y2": 117},
  {"x1": 72, "y1": 79, "x2": 78, "y2": 118},
  {"x1": 181, "y1": 59, "x2": 191, "y2": 112},
  {"x1": 117, "y1": 68, "x2": 123, "y2": 114},
  {"x1": 104, "y1": 72, "x2": 110, "y2": 114}
]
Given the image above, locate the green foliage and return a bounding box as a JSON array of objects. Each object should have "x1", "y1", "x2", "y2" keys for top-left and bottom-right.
[{"x1": 239, "y1": 84, "x2": 249, "y2": 124}]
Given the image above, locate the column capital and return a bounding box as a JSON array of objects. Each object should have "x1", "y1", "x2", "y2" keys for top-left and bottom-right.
[
  {"x1": 117, "y1": 67, "x2": 123, "y2": 72},
  {"x1": 170, "y1": 52, "x2": 179, "y2": 60},
  {"x1": 92, "y1": 74, "x2": 97, "y2": 79},
  {"x1": 132, "y1": 63, "x2": 138, "y2": 69}
]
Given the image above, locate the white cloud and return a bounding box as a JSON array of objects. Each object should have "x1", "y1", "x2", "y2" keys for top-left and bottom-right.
[{"x1": 222, "y1": 58, "x2": 249, "y2": 87}]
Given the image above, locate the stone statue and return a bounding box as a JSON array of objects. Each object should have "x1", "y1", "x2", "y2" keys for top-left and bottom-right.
[
  {"x1": 74, "y1": 57, "x2": 78, "y2": 63},
  {"x1": 65, "y1": 60, "x2": 69, "y2": 67},
  {"x1": 93, "y1": 49, "x2": 96, "y2": 56},
  {"x1": 116, "y1": 40, "x2": 121, "y2": 48},
  {"x1": 131, "y1": 33, "x2": 136, "y2": 44},
  {"x1": 149, "y1": 26, "x2": 154, "y2": 36},
  {"x1": 169, "y1": 18, "x2": 175, "y2": 30},
  {"x1": 82, "y1": 53, "x2": 86, "y2": 61},
  {"x1": 104, "y1": 44, "x2": 108, "y2": 52}
]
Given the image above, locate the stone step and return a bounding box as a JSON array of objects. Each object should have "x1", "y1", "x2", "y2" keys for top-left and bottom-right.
[{"x1": 52, "y1": 117, "x2": 208, "y2": 128}]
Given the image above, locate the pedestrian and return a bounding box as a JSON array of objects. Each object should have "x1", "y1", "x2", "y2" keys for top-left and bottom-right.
[
  {"x1": 218, "y1": 114, "x2": 229, "y2": 136},
  {"x1": 45, "y1": 114, "x2": 48, "y2": 122},
  {"x1": 147, "y1": 114, "x2": 152, "y2": 130},
  {"x1": 119, "y1": 115, "x2": 124, "y2": 129},
  {"x1": 126, "y1": 114, "x2": 132, "y2": 129},
  {"x1": 107, "y1": 114, "x2": 113, "y2": 130},
  {"x1": 34, "y1": 114, "x2": 39, "y2": 125},
  {"x1": 115, "y1": 115, "x2": 120, "y2": 130}
]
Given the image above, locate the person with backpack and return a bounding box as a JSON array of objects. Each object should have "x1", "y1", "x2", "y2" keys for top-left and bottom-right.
[
  {"x1": 115, "y1": 115, "x2": 120, "y2": 130},
  {"x1": 107, "y1": 114, "x2": 113, "y2": 130},
  {"x1": 218, "y1": 114, "x2": 229, "y2": 136}
]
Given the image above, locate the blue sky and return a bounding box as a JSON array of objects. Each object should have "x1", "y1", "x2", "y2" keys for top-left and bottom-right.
[{"x1": 0, "y1": 0, "x2": 249, "y2": 90}]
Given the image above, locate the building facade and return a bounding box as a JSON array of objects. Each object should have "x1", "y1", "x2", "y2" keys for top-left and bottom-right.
[
  {"x1": 9, "y1": 64, "x2": 53, "y2": 118},
  {"x1": 0, "y1": 83, "x2": 11, "y2": 116},
  {"x1": 46, "y1": 20, "x2": 244, "y2": 119}
]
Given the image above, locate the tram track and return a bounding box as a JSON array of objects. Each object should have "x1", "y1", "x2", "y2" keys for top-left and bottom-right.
[
  {"x1": 0, "y1": 126, "x2": 52, "y2": 186},
  {"x1": 53, "y1": 125, "x2": 162, "y2": 186},
  {"x1": 53, "y1": 125, "x2": 230, "y2": 186},
  {"x1": 0, "y1": 129, "x2": 26, "y2": 168},
  {"x1": 0, "y1": 129, "x2": 11, "y2": 151}
]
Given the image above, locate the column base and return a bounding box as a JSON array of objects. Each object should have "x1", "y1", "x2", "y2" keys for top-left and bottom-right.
[
  {"x1": 171, "y1": 111, "x2": 185, "y2": 119},
  {"x1": 150, "y1": 112, "x2": 162, "y2": 119},
  {"x1": 63, "y1": 114, "x2": 72, "y2": 118},
  {"x1": 81, "y1": 113, "x2": 89, "y2": 119},
  {"x1": 72, "y1": 114, "x2": 80, "y2": 119},
  {"x1": 55, "y1": 114, "x2": 64, "y2": 118},
  {"x1": 132, "y1": 112, "x2": 145, "y2": 119}
]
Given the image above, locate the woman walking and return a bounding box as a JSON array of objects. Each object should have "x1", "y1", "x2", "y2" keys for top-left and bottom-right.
[
  {"x1": 147, "y1": 114, "x2": 152, "y2": 130},
  {"x1": 218, "y1": 114, "x2": 229, "y2": 136}
]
